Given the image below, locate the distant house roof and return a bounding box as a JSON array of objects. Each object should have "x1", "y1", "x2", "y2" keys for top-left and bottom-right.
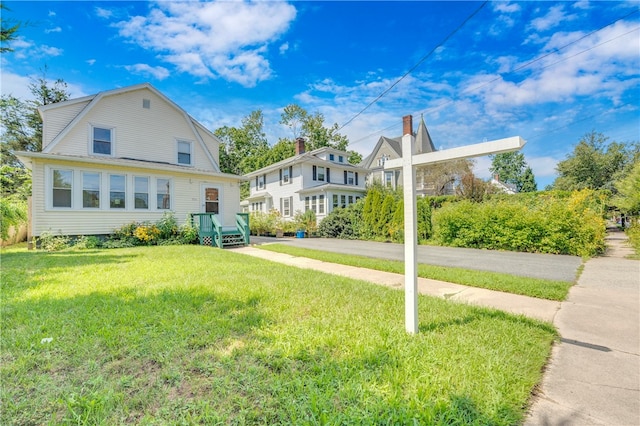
[
  {"x1": 490, "y1": 177, "x2": 518, "y2": 194},
  {"x1": 360, "y1": 115, "x2": 436, "y2": 168}
]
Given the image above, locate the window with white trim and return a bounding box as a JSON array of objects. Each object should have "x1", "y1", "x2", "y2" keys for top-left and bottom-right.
[
  {"x1": 82, "y1": 172, "x2": 100, "y2": 208},
  {"x1": 332, "y1": 194, "x2": 339, "y2": 209},
  {"x1": 92, "y1": 126, "x2": 113, "y2": 155},
  {"x1": 257, "y1": 174, "x2": 265, "y2": 190},
  {"x1": 347, "y1": 171, "x2": 355, "y2": 185},
  {"x1": 281, "y1": 167, "x2": 291, "y2": 185},
  {"x1": 134, "y1": 176, "x2": 149, "y2": 209},
  {"x1": 318, "y1": 195, "x2": 325, "y2": 214},
  {"x1": 282, "y1": 197, "x2": 292, "y2": 217},
  {"x1": 177, "y1": 140, "x2": 192, "y2": 166},
  {"x1": 385, "y1": 171, "x2": 394, "y2": 187},
  {"x1": 52, "y1": 169, "x2": 73, "y2": 208},
  {"x1": 341, "y1": 195, "x2": 346, "y2": 208},
  {"x1": 339, "y1": 155, "x2": 344, "y2": 163},
  {"x1": 157, "y1": 178, "x2": 171, "y2": 209},
  {"x1": 317, "y1": 166, "x2": 325, "y2": 181},
  {"x1": 109, "y1": 174, "x2": 126, "y2": 209}
]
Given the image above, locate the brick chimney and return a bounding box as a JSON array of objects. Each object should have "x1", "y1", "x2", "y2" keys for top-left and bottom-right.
[
  {"x1": 402, "y1": 115, "x2": 413, "y2": 136},
  {"x1": 295, "y1": 137, "x2": 306, "y2": 155}
]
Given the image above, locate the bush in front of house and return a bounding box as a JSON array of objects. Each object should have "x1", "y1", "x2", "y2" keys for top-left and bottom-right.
[{"x1": 432, "y1": 189, "x2": 606, "y2": 257}]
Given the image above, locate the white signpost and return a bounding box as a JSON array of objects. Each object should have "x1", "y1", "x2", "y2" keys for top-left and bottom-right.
[{"x1": 384, "y1": 122, "x2": 526, "y2": 334}]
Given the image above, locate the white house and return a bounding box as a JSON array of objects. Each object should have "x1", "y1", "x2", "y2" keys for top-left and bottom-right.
[
  {"x1": 243, "y1": 139, "x2": 367, "y2": 221},
  {"x1": 16, "y1": 83, "x2": 243, "y2": 239},
  {"x1": 360, "y1": 115, "x2": 459, "y2": 196}
]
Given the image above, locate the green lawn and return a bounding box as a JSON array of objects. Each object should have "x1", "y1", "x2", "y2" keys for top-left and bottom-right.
[
  {"x1": 259, "y1": 244, "x2": 573, "y2": 301},
  {"x1": 2, "y1": 245, "x2": 556, "y2": 425}
]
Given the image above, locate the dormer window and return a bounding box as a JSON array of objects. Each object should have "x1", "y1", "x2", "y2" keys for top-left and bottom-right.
[
  {"x1": 339, "y1": 155, "x2": 344, "y2": 163},
  {"x1": 377, "y1": 154, "x2": 389, "y2": 167},
  {"x1": 329, "y1": 154, "x2": 335, "y2": 161},
  {"x1": 92, "y1": 126, "x2": 113, "y2": 156}
]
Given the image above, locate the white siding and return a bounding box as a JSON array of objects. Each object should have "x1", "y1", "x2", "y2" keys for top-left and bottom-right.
[
  {"x1": 48, "y1": 88, "x2": 218, "y2": 172},
  {"x1": 42, "y1": 100, "x2": 91, "y2": 149},
  {"x1": 30, "y1": 157, "x2": 240, "y2": 236}
]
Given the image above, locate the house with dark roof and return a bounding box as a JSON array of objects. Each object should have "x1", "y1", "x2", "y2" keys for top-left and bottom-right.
[{"x1": 360, "y1": 115, "x2": 458, "y2": 196}]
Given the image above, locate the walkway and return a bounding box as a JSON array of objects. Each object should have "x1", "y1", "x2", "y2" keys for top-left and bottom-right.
[
  {"x1": 231, "y1": 230, "x2": 639, "y2": 424},
  {"x1": 525, "y1": 229, "x2": 640, "y2": 425}
]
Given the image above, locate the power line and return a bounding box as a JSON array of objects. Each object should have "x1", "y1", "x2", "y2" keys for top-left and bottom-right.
[
  {"x1": 337, "y1": 1, "x2": 488, "y2": 133},
  {"x1": 346, "y1": 8, "x2": 639, "y2": 149}
]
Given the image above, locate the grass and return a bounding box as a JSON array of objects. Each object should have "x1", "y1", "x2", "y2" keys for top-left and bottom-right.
[
  {"x1": 2, "y1": 244, "x2": 556, "y2": 425},
  {"x1": 258, "y1": 244, "x2": 573, "y2": 301}
]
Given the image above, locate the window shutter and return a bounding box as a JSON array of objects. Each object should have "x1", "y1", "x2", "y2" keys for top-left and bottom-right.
[
  {"x1": 255, "y1": 176, "x2": 258, "y2": 189},
  {"x1": 355, "y1": 172, "x2": 359, "y2": 186},
  {"x1": 327, "y1": 168, "x2": 330, "y2": 183},
  {"x1": 263, "y1": 174, "x2": 266, "y2": 189},
  {"x1": 289, "y1": 166, "x2": 293, "y2": 182},
  {"x1": 280, "y1": 198, "x2": 283, "y2": 214},
  {"x1": 313, "y1": 165, "x2": 317, "y2": 181},
  {"x1": 344, "y1": 170, "x2": 347, "y2": 184},
  {"x1": 279, "y1": 169, "x2": 282, "y2": 186}
]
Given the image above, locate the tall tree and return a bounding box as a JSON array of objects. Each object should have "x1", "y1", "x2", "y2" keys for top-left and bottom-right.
[
  {"x1": 552, "y1": 131, "x2": 638, "y2": 192},
  {"x1": 215, "y1": 110, "x2": 269, "y2": 175},
  {"x1": 1, "y1": 2, "x2": 22, "y2": 53},
  {"x1": 612, "y1": 160, "x2": 640, "y2": 214},
  {"x1": 279, "y1": 104, "x2": 353, "y2": 152},
  {"x1": 1, "y1": 75, "x2": 70, "y2": 198},
  {"x1": 489, "y1": 151, "x2": 537, "y2": 192}
]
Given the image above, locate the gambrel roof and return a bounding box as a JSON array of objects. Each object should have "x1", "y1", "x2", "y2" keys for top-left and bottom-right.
[{"x1": 39, "y1": 82, "x2": 222, "y2": 173}]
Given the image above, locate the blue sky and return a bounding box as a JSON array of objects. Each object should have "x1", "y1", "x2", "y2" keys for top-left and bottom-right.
[{"x1": 2, "y1": 1, "x2": 639, "y2": 188}]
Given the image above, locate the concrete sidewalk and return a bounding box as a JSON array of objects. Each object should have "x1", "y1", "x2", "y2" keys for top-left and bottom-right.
[{"x1": 525, "y1": 230, "x2": 640, "y2": 425}]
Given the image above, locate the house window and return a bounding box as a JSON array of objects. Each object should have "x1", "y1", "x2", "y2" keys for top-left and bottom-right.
[
  {"x1": 82, "y1": 172, "x2": 100, "y2": 208},
  {"x1": 109, "y1": 175, "x2": 126, "y2": 209},
  {"x1": 341, "y1": 195, "x2": 346, "y2": 208},
  {"x1": 157, "y1": 178, "x2": 171, "y2": 209},
  {"x1": 257, "y1": 174, "x2": 265, "y2": 190},
  {"x1": 385, "y1": 171, "x2": 394, "y2": 187},
  {"x1": 329, "y1": 154, "x2": 335, "y2": 161},
  {"x1": 282, "y1": 197, "x2": 291, "y2": 217},
  {"x1": 52, "y1": 169, "x2": 72, "y2": 208},
  {"x1": 347, "y1": 171, "x2": 355, "y2": 185},
  {"x1": 317, "y1": 166, "x2": 325, "y2": 181},
  {"x1": 311, "y1": 195, "x2": 317, "y2": 213},
  {"x1": 92, "y1": 126, "x2": 112, "y2": 155},
  {"x1": 339, "y1": 155, "x2": 344, "y2": 163},
  {"x1": 332, "y1": 194, "x2": 339, "y2": 209},
  {"x1": 348, "y1": 195, "x2": 354, "y2": 205},
  {"x1": 378, "y1": 154, "x2": 389, "y2": 167},
  {"x1": 281, "y1": 166, "x2": 291, "y2": 185},
  {"x1": 305, "y1": 197, "x2": 310, "y2": 212},
  {"x1": 134, "y1": 176, "x2": 149, "y2": 209},
  {"x1": 318, "y1": 195, "x2": 325, "y2": 214},
  {"x1": 177, "y1": 141, "x2": 192, "y2": 166},
  {"x1": 143, "y1": 99, "x2": 151, "y2": 109}
]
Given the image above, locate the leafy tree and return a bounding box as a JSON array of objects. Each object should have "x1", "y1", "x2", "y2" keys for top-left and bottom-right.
[
  {"x1": 215, "y1": 110, "x2": 269, "y2": 175},
  {"x1": 418, "y1": 159, "x2": 472, "y2": 195},
  {"x1": 457, "y1": 172, "x2": 493, "y2": 202},
  {"x1": 520, "y1": 167, "x2": 538, "y2": 193},
  {"x1": 552, "y1": 131, "x2": 638, "y2": 192},
  {"x1": 489, "y1": 151, "x2": 537, "y2": 192},
  {"x1": 1, "y1": 2, "x2": 22, "y2": 54},
  {"x1": 612, "y1": 160, "x2": 640, "y2": 214},
  {"x1": 280, "y1": 103, "x2": 353, "y2": 152},
  {"x1": 1, "y1": 74, "x2": 70, "y2": 199}
]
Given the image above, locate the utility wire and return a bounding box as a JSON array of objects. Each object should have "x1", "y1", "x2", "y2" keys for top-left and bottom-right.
[
  {"x1": 337, "y1": 1, "x2": 488, "y2": 133},
  {"x1": 346, "y1": 8, "x2": 639, "y2": 148}
]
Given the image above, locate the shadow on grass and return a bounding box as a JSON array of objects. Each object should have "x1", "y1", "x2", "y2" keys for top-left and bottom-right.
[{"x1": 419, "y1": 307, "x2": 556, "y2": 335}]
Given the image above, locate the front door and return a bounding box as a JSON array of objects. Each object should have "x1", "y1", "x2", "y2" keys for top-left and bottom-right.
[{"x1": 202, "y1": 186, "x2": 222, "y2": 221}]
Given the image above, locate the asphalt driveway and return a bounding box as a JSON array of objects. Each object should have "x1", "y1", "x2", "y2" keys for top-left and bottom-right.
[{"x1": 249, "y1": 236, "x2": 583, "y2": 282}]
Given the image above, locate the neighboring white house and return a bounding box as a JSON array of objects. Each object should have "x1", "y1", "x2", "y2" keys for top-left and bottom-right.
[
  {"x1": 243, "y1": 139, "x2": 367, "y2": 221},
  {"x1": 490, "y1": 175, "x2": 518, "y2": 194},
  {"x1": 360, "y1": 115, "x2": 458, "y2": 196},
  {"x1": 16, "y1": 83, "x2": 243, "y2": 238}
]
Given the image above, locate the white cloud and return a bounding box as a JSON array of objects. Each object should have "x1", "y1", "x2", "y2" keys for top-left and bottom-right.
[
  {"x1": 493, "y1": 2, "x2": 521, "y2": 14},
  {"x1": 95, "y1": 7, "x2": 113, "y2": 19},
  {"x1": 123, "y1": 63, "x2": 170, "y2": 80},
  {"x1": 279, "y1": 42, "x2": 289, "y2": 55},
  {"x1": 48, "y1": 10, "x2": 56, "y2": 17},
  {"x1": 86, "y1": 59, "x2": 96, "y2": 66},
  {"x1": 11, "y1": 37, "x2": 62, "y2": 60},
  {"x1": 115, "y1": 1, "x2": 297, "y2": 87},
  {"x1": 529, "y1": 5, "x2": 574, "y2": 32},
  {"x1": 45, "y1": 27, "x2": 62, "y2": 34},
  {"x1": 0, "y1": 71, "x2": 87, "y2": 100}
]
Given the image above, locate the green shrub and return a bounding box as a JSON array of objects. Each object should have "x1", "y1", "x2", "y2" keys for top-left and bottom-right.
[
  {"x1": 73, "y1": 235, "x2": 103, "y2": 249},
  {"x1": 626, "y1": 222, "x2": 640, "y2": 255},
  {"x1": 156, "y1": 212, "x2": 179, "y2": 239},
  {"x1": 0, "y1": 195, "x2": 27, "y2": 241},
  {"x1": 39, "y1": 231, "x2": 71, "y2": 252},
  {"x1": 318, "y1": 207, "x2": 358, "y2": 239},
  {"x1": 432, "y1": 190, "x2": 606, "y2": 257},
  {"x1": 250, "y1": 210, "x2": 281, "y2": 236}
]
